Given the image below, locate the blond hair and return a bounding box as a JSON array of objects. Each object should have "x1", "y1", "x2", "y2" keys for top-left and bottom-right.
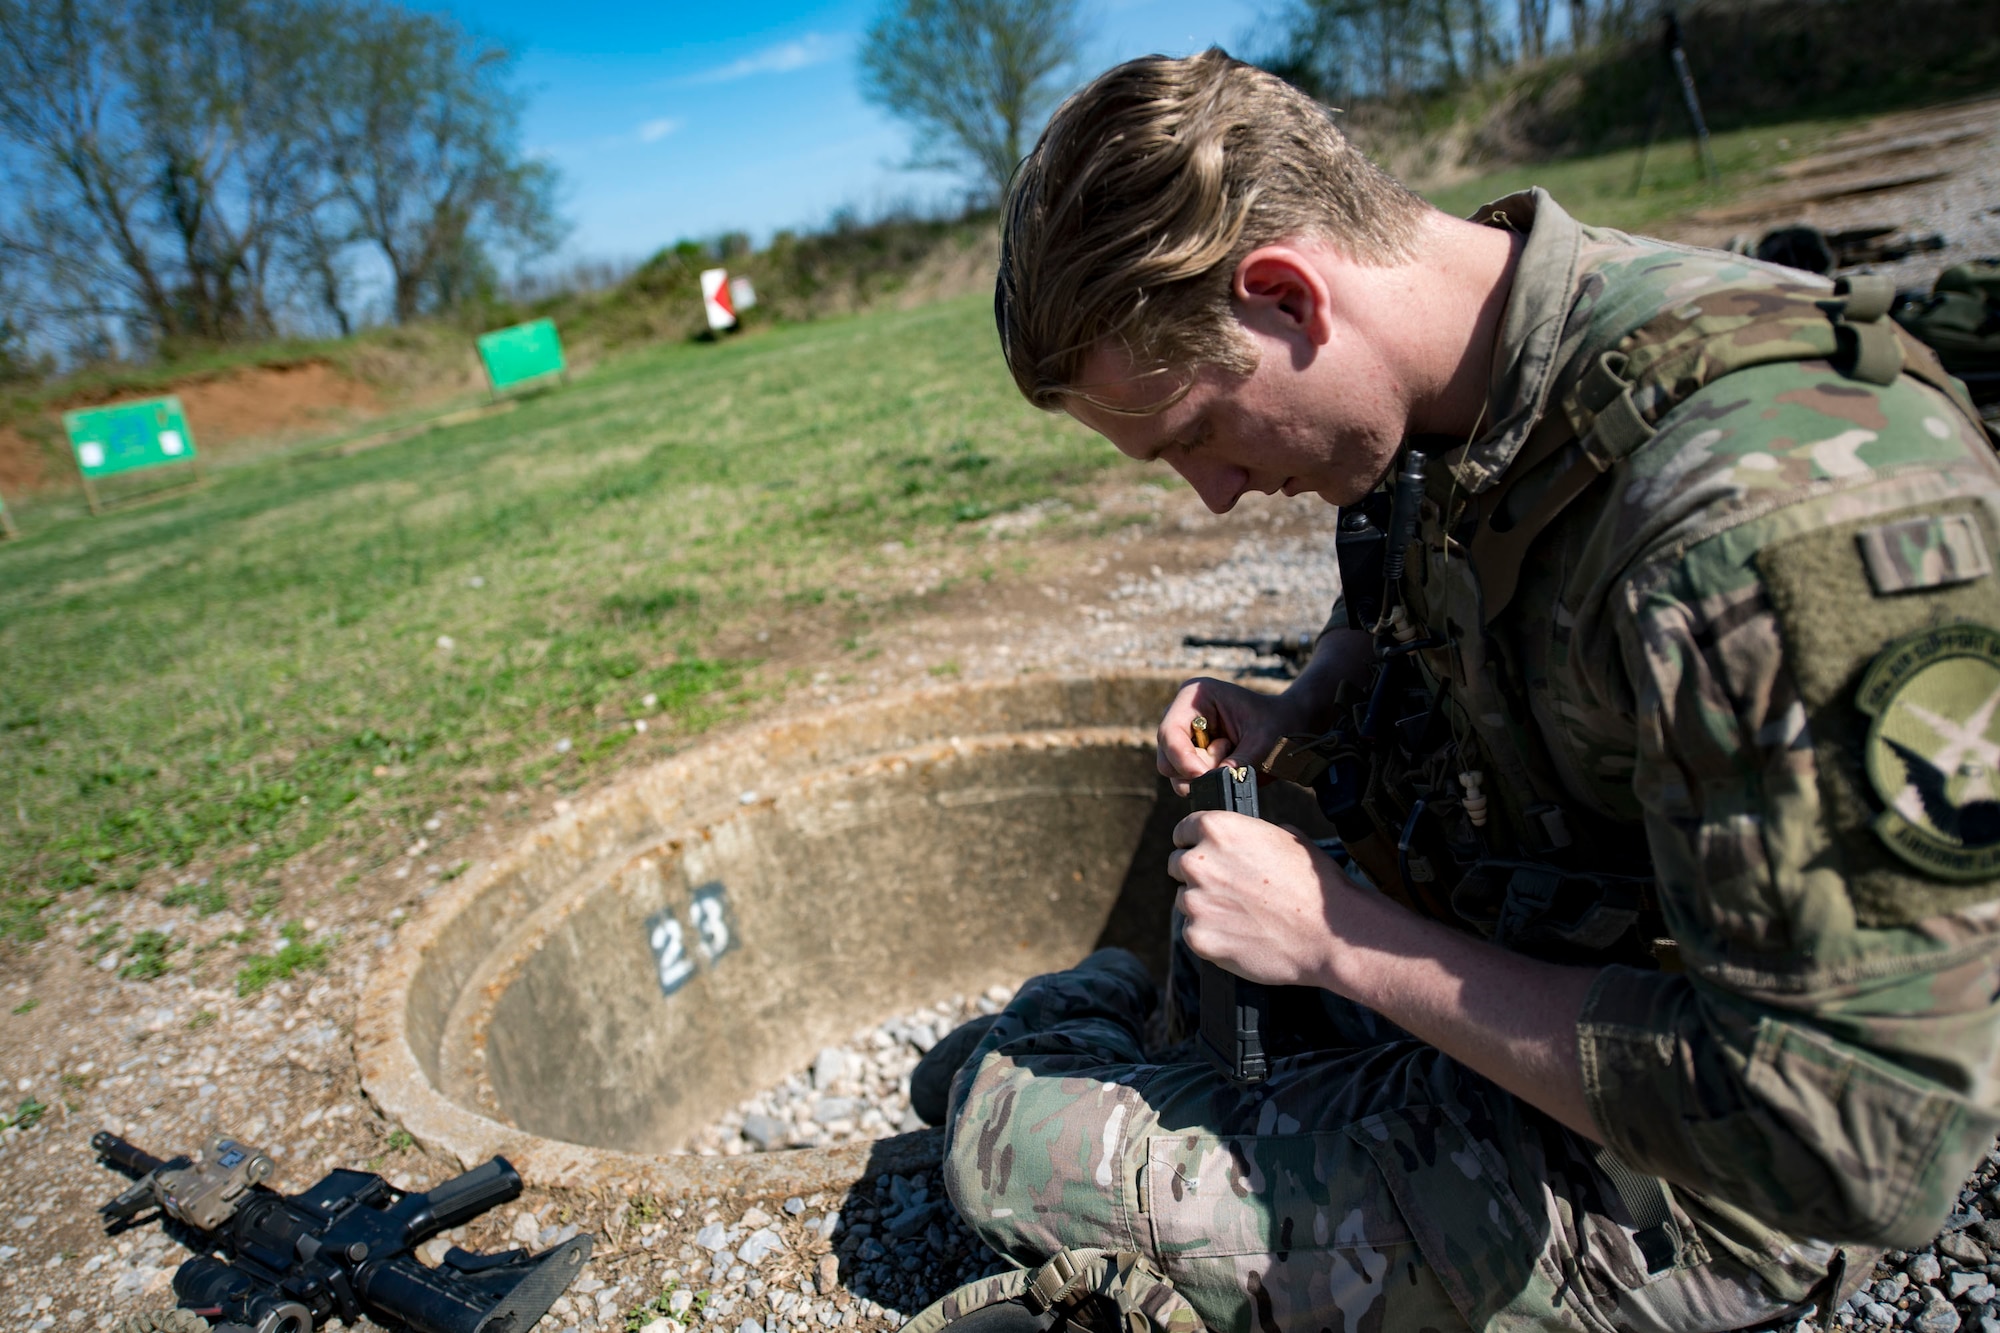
[{"x1": 996, "y1": 49, "x2": 1429, "y2": 412}]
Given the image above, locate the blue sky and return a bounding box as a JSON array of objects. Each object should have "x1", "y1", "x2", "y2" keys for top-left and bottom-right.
[{"x1": 407, "y1": 0, "x2": 1271, "y2": 267}]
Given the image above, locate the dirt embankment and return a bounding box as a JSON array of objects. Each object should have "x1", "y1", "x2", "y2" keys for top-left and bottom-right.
[
  {"x1": 1662, "y1": 94, "x2": 2000, "y2": 287},
  {"x1": 0, "y1": 358, "x2": 385, "y2": 495},
  {"x1": 0, "y1": 427, "x2": 46, "y2": 493}
]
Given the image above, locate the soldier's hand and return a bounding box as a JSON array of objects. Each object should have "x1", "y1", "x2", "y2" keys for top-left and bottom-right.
[
  {"x1": 1157, "y1": 677, "x2": 1315, "y2": 797},
  {"x1": 1167, "y1": 810, "x2": 1348, "y2": 987}
]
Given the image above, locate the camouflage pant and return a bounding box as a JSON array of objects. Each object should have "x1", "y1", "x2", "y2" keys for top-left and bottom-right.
[{"x1": 940, "y1": 948, "x2": 1818, "y2": 1333}]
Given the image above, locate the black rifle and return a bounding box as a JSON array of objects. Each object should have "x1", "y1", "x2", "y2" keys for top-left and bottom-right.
[
  {"x1": 94, "y1": 1131, "x2": 590, "y2": 1333},
  {"x1": 1181, "y1": 631, "x2": 1318, "y2": 678}
]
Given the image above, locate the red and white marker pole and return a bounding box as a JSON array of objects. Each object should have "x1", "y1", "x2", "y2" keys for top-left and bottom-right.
[{"x1": 700, "y1": 268, "x2": 737, "y2": 332}]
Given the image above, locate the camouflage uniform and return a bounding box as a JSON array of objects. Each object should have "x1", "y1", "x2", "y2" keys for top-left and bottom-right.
[{"x1": 945, "y1": 190, "x2": 2000, "y2": 1333}]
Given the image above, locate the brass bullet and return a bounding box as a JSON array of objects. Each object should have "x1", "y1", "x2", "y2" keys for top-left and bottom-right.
[{"x1": 1190, "y1": 715, "x2": 1210, "y2": 751}]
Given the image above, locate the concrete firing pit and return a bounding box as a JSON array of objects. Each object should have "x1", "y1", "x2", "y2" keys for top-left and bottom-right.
[{"x1": 358, "y1": 673, "x2": 1199, "y2": 1201}]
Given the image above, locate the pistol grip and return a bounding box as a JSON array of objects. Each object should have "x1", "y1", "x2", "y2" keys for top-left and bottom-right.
[{"x1": 405, "y1": 1157, "x2": 522, "y2": 1237}]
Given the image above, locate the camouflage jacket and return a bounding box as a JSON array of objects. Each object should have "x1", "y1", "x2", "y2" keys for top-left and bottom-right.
[{"x1": 1383, "y1": 190, "x2": 2000, "y2": 1294}]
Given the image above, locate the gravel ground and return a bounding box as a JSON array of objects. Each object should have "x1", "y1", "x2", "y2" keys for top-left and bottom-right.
[
  {"x1": 1830, "y1": 1152, "x2": 2000, "y2": 1333},
  {"x1": 538, "y1": 1173, "x2": 1005, "y2": 1333},
  {"x1": 687, "y1": 991, "x2": 1014, "y2": 1157},
  {"x1": 1032, "y1": 528, "x2": 1343, "y2": 679},
  {"x1": 944, "y1": 504, "x2": 1344, "y2": 684}
]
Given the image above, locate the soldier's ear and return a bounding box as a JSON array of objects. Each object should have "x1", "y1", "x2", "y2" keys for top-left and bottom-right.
[{"x1": 1234, "y1": 246, "x2": 1336, "y2": 348}]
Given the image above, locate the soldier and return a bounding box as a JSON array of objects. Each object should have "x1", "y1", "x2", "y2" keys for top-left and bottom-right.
[{"x1": 935, "y1": 48, "x2": 2000, "y2": 1333}]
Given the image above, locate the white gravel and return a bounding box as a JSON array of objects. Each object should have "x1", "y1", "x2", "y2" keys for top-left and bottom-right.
[
  {"x1": 992, "y1": 525, "x2": 1344, "y2": 682},
  {"x1": 687, "y1": 989, "x2": 1013, "y2": 1156}
]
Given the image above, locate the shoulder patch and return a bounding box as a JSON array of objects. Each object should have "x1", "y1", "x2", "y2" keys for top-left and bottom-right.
[
  {"x1": 1756, "y1": 499, "x2": 2000, "y2": 919},
  {"x1": 1858, "y1": 623, "x2": 2000, "y2": 879},
  {"x1": 1857, "y1": 513, "x2": 1992, "y2": 594}
]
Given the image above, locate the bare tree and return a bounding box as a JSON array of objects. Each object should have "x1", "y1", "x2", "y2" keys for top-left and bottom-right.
[
  {"x1": 1463, "y1": 0, "x2": 1500, "y2": 78},
  {"x1": 1516, "y1": 0, "x2": 1552, "y2": 61},
  {"x1": 1569, "y1": 0, "x2": 1592, "y2": 48},
  {"x1": 308, "y1": 4, "x2": 563, "y2": 323},
  {"x1": 124, "y1": 0, "x2": 342, "y2": 341},
  {"x1": 0, "y1": 0, "x2": 562, "y2": 358},
  {"x1": 0, "y1": 0, "x2": 347, "y2": 348},
  {"x1": 1261, "y1": 0, "x2": 1467, "y2": 101},
  {"x1": 859, "y1": 0, "x2": 1087, "y2": 203},
  {"x1": 0, "y1": 251, "x2": 47, "y2": 381},
  {"x1": 281, "y1": 210, "x2": 364, "y2": 337},
  {"x1": 1258, "y1": 0, "x2": 1643, "y2": 101},
  {"x1": 0, "y1": 0, "x2": 184, "y2": 343}
]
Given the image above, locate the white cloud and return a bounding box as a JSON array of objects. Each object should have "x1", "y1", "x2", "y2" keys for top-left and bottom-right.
[
  {"x1": 687, "y1": 33, "x2": 840, "y2": 84},
  {"x1": 637, "y1": 117, "x2": 681, "y2": 143}
]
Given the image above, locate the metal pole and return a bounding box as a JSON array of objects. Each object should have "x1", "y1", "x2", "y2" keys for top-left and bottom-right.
[
  {"x1": 1630, "y1": 81, "x2": 1666, "y2": 195},
  {"x1": 1662, "y1": 11, "x2": 1719, "y2": 184}
]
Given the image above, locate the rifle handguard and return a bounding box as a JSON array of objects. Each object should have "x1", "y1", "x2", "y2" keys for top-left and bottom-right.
[{"x1": 400, "y1": 1157, "x2": 522, "y2": 1237}]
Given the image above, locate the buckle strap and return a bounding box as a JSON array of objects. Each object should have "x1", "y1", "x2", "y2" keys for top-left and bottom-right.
[
  {"x1": 1584, "y1": 388, "x2": 1656, "y2": 467},
  {"x1": 1575, "y1": 349, "x2": 1632, "y2": 414},
  {"x1": 1834, "y1": 273, "x2": 1896, "y2": 322},
  {"x1": 1839, "y1": 319, "x2": 1904, "y2": 386},
  {"x1": 1829, "y1": 275, "x2": 1904, "y2": 385},
  {"x1": 1024, "y1": 1249, "x2": 1091, "y2": 1314},
  {"x1": 1592, "y1": 1144, "x2": 1684, "y2": 1275},
  {"x1": 1564, "y1": 350, "x2": 1656, "y2": 472}
]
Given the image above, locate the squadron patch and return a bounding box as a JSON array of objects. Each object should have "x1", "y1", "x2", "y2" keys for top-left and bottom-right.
[{"x1": 1858, "y1": 622, "x2": 2000, "y2": 880}]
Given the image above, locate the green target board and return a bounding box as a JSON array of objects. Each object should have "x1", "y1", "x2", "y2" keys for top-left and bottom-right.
[
  {"x1": 64, "y1": 396, "x2": 198, "y2": 478},
  {"x1": 476, "y1": 319, "x2": 567, "y2": 394}
]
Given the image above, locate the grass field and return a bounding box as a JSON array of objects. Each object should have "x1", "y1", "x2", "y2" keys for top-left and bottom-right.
[{"x1": 0, "y1": 294, "x2": 1118, "y2": 937}]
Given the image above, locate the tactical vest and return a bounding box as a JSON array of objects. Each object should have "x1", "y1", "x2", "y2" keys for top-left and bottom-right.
[{"x1": 1271, "y1": 274, "x2": 1993, "y2": 970}]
